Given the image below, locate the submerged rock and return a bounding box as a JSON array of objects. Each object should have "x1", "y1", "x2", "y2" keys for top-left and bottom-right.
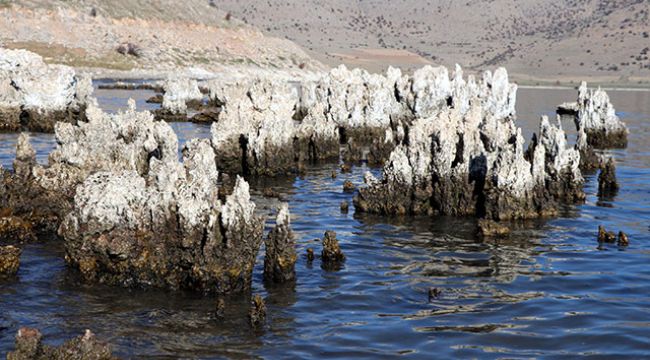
[
  {"x1": 0, "y1": 245, "x2": 21, "y2": 275},
  {"x1": 340, "y1": 201, "x2": 349, "y2": 213},
  {"x1": 321, "y1": 230, "x2": 344, "y2": 270},
  {"x1": 575, "y1": 82, "x2": 628, "y2": 149},
  {"x1": 354, "y1": 68, "x2": 585, "y2": 221},
  {"x1": 248, "y1": 294, "x2": 267, "y2": 328},
  {"x1": 342, "y1": 180, "x2": 355, "y2": 193},
  {"x1": 264, "y1": 203, "x2": 297, "y2": 283},
  {"x1": 477, "y1": 219, "x2": 510, "y2": 237},
  {"x1": 0, "y1": 48, "x2": 91, "y2": 132},
  {"x1": 7, "y1": 328, "x2": 115, "y2": 360},
  {"x1": 597, "y1": 158, "x2": 619, "y2": 197},
  {"x1": 598, "y1": 225, "x2": 616, "y2": 243},
  {"x1": 0, "y1": 215, "x2": 36, "y2": 244}
]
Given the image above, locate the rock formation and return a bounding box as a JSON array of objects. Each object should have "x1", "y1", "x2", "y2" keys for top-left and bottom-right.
[
  {"x1": 597, "y1": 157, "x2": 619, "y2": 197},
  {"x1": 1, "y1": 100, "x2": 177, "y2": 232},
  {"x1": 0, "y1": 48, "x2": 92, "y2": 132},
  {"x1": 60, "y1": 141, "x2": 266, "y2": 293},
  {"x1": 321, "y1": 230, "x2": 344, "y2": 270},
  {"x1": 575, "y1": 82, "x2": 628, "y2": 148},
  {"x1": 248, "y1": 294, "x2": 267, "y2": 328},
  {"x1": 6, "y1": 328, "x2": 115, "y2": 360},
  {"x1": 354, "y1": 68, "x2": 585, "y2": 220},
  {"x1": 156, "y1": 75, "x2": 204, "y2": 121},
  {"x1": 264, "y1": 203, "x2": 297, "y2": 283},
  {"x1": 0, "y1": 245, "x2": 21, "y2": 275},
  {"x1": 209, "y1": 78, "x2": 300, "y2": 175}
]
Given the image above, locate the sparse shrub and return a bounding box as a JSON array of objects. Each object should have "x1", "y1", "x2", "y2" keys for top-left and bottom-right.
[{"x1": 117, "y1": 43, "x2": 142, "y2": 57}]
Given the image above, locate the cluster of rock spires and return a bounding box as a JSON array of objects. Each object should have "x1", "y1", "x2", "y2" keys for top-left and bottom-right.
[
  {"x1": 557, "y1": 82, "x2": 629, "y2": 170},
  {"x1": 0, "y1": 48, "x2": 92, "y2": 132},
  {"x1": 0, "y1": 52, "x2": 629, "y2": 298},
  {"x1": 354, "y1": 67, "x2": 584, "y2": 220},
  {"x1": 0, "y1": 99, "x2": 274, "y2": 294}
]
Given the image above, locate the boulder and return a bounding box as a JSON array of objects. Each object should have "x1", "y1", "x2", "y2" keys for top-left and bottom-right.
[{"x1": 0, "y1": 48, "x2": 91, "y2": 132}]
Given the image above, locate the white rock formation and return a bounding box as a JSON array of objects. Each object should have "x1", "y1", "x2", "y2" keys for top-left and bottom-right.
[
  {"x1": 0, "y1": 48, "x2": 91, "y2": 112},
  {"x1": 59, "y1": 118, "x2": 266, "y2": 292},
  {"x1": 355, "y1": 67, "x2": 583, "y2": 219},
  {"x1": 161, "y1": 75, "x2": 203, "y2": 114},
  {"x1": 32, "y1": 99, "x2": 178, "y2": 194},
  {"x1": 575, "y1": 81, "x2": 628, "y2": 148}
]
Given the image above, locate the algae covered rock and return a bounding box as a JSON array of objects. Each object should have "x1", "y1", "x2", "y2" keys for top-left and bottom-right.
[
  {"x1": 264, "y1": 203, "x2": 297, "y2": 283},
  {"x1": 0, "y1": 245, "x2": 21, "y2": 275},
  {"x1": 60, "y1": 138, "x2": 265, "y2": 294}
]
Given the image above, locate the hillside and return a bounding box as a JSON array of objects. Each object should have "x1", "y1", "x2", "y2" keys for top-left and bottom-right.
[
  {"x1": 0, "y1": 0, "x2": 323, "y2": 75},
  {"x1": 214, "y1": 0, "x2": 650, "y2": 84}
]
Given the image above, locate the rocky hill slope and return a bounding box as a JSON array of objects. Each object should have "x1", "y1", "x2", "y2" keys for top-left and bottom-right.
[
  {"x1": 0, "y1": 0, "x2": 323, "y2": 76},
  {"x1": 215, "y1": 0, "x2": 650, "y2": 84}
]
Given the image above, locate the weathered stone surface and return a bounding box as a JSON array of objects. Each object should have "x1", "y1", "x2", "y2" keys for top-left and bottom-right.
[
  {"x1": 0, "y1": 215, "x2": 36, "y2": 244},
  {"x1": 355, "y1": 68, "x2": 584, "y2": 220},
  {"x1": 161, "y1": 75, "x2": 203, "y2": 114},
  {"x1": 155, "y1": 75, "x2": 204, "y2": 121},
  {"x1": 0, "y1": 48, "x2": 91, "y2": 132},
  {"x1": 249, "y1": 294, "x2": 267, "y2": 328},
  {"x1": 210, "y1": 78, "x2": 298, "y2": 175},
  {"x1": 0, "y1": 245, "x2": 21, "y2": 275},
  {"x1": 6, "y1": 328, "x2": 115, "y2": 360},
  {"x1": 575, "y1": 82, "x2": 628, "y2": 148},
  {"x1": 60, "y1": 143, "x2": 266, "y2": 294},
  {"x1": 264, "y1": 203, "x2": 297, "y2": 283},
  {"x1": 321, "y1": 230, "x2": 344, "y2": 270},
  {"x1": 2, "y1": 102, "x2": 178, "y2": 232},
  {"x1": 597, "y1": 157, "x2": 619, "y2": 197}
]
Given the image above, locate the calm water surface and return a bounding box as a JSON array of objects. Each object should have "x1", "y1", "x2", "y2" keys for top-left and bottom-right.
[{"x1": 0, "y1": 85, "x2": 649, "y2": 359}]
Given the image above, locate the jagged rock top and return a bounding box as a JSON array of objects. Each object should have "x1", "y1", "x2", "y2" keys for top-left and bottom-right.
[
  {"x1": 576, "y1": 81, "x2": 627, "y2": 134},
  {"x1": 48, "y1": 99, "x2": 177, "y2": 175},
  {"x1": 0, "y1": 48, "x2": 91, "y2": 112},
  {"x1": 220, "y1": 176, "x2": 257, "y2": 229}
]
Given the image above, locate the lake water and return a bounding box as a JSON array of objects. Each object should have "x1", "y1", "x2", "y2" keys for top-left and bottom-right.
[{"x1": 0, "y1": 85, "x2": 649, "y2": 359}]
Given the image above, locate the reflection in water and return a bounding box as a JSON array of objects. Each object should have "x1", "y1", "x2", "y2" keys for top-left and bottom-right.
[{"x1": 0, "y1": 88, "x2": 650, "y2": 358}]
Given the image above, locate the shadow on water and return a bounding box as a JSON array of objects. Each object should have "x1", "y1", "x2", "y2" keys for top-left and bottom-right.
[{"x1": 1, "y1": 86, "x2": 650, "y2": 358}]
